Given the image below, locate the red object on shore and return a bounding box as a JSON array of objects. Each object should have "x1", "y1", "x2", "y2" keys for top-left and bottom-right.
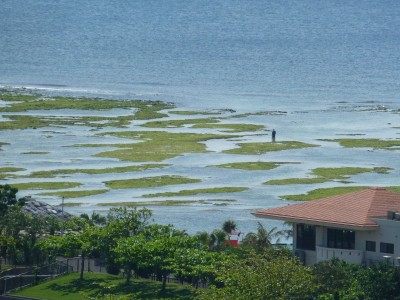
[{"x1": 226, "y1": 240, "x2": 239, "y2": 247}]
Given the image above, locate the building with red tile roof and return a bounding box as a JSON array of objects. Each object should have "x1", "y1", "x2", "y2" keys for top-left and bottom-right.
[{"x1": 253, "y1": 187, "x2": 400, "y2": 265}]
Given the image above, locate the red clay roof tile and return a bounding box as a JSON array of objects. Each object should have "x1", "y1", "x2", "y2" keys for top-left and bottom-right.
[{"x1": 253, "y1": 187, "x2": 400, "y2": 229}]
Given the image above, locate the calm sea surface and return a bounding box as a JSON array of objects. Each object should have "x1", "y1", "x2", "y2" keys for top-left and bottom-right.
[
  {"x1": 1, "y1": 1, "x2": 400, "y2": 235},
  {"x1": 1, "y1": 0, "x2": 400, "y2": 110}
]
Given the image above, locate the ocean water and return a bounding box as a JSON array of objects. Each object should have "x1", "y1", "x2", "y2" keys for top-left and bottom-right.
[
  {"x1": 1, "y1": 1, "x2": 400, "y2": 235},
  {"x1": 1, "y1": 1, "x2": 400, "y2": 109}
]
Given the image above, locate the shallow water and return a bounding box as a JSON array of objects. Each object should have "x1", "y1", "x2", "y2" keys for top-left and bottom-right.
[
  {"x1": 1, "y1": 101, "x2": 400, "y2": 235},
  {"x1": 1, "y1": 1, "x2": 400, "y2": 235}
]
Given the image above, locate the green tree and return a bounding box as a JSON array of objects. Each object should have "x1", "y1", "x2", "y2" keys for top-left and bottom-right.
[
  {"x1": 242, "y1": 222, "x2": 285, "y2": 253},
  {"x1": 196, "y1": 253, "x2": 316, "y2": 300},
  {"x1": 0, "y1": 184, "x2": 24, "y2": 217},
  {"x1": 222, "y1": 220, "x2": 237, "y2": 235},
  {"x1": 312, "y1": 258, "x2": 363, "y2": 299},
  {"x1": 209, "y1": 229, "x2": 227, "y2": 251},
  {"x1": 358, "y1": 261, "x2": 400, "y2": 300},
  {"x1": 80, "y1": 211, "x2": 107, "y2": 226}
]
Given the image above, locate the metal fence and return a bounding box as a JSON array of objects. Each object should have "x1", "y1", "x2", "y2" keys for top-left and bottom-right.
[{"x1": 0, "y1": 260, "x2": 72, "y2": 295}]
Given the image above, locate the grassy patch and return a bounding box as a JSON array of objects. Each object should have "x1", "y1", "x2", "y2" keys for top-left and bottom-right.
[
  {"x1": 0, "y1": 114, "x2": 139, "y2": 130},
  {"x1": 94, "y1": 131, "x2": 235, "y2": 162},
  {"x1": 104, "y1": 175, "x2": 201, "y2": 189},
  {"x1": 319, "y1": 138, "x2": 400, "y2": 150},
  {"x1": 0, "y1": 92, "x2": 41, "y2": 102},
  {"x1": 229, "y1": 111, "x2": 287, "y2": 118},
  {"x1": 97, "y1": 199, "x2": 236, "y2": 207},
  {"x1": 142, "y1": 117, "x2": 219, "y2": 128},
  {"x1": 40, "y1": 189, "x2": 109, "y2": 198},
  {"x1": 192, "y1": 123, "x2": 265, "y2": 132},
  {"x1": 265, "y1": 177, "x2": 329, "y2": 185},
  {"x1": 281, "y1": 186, "x2": 367, "y2": 201},
  {"x1": 12, "y1": 182, "x2": 82, "y2": 190},
  {"x1": 0, "y1": 167, "x2": 26, "y2": 172},
  {"x1": 142, "y1": 117, "x2": 265, "y2": 133},
  {"x1": 0, "y1": 94, "x2": 175, "y2": 131},
  {"x1": 280, "y1": 186, "x2": 400, "y2": 201},
  {"x1": 213, "y1": 161, "x2": 285, "y2": 171},
  {"x1": 169, "y1": 110, "x2": 222, "y2": 115},
  {"x1": 25, "y1": 164, "x2": 168, "y2": 178},
  {"x1": 311, "y1": 167, "x2": 392, "y2": 179},
  {"x1": 0, "y1": 95, "x2": 174, "y2": 113},
  {"x1": 223, "y1": 141, "x2": 319, "y2": 155},
  {"x1": 0, "y1": 167, "x2": 26, "y2": 180},
  {"x1": 143, "y1": 186, "x2": 249, "y2": 198},
  {"x1": 62, "y1": 202, "x2": 84, "y2": 207},
  {"x1": 0, "y1": 142, "x2": 9, "y2": 149},
  {"x1": 12, "y1": 272, "x2": 195, "y2": 300},
  {"x1": 22, "y1": 151, "x2": 49, "y2": 155},
  {"x1": 265, "y1": 167, "x2": 392, "y2": 185},
  {"x1": 388, "y1": 186, "x2": 400, "y2": 193}
]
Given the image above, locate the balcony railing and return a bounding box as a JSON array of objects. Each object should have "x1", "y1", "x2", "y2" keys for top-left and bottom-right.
[{"x1": 316, "y1": 246, "x2": 364, "y2": 264}]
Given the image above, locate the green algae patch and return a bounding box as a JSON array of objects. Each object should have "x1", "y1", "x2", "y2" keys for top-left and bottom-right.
[
  {"x1": 0, "y1": 167, "x2": 26, "y2": 172},
  {"x1": 214, "y1": 161, "x2": 285, "y2": 171},
  {"x1": 22, "y1": 151, "x2": 49, "y2": 155},
  {"x1": 192, "y1": 123, "x2": 265, "y2": 133},
  {"x1": 94, "y1": 131, "x2": 235, "y2": 162},
  {"x1": 25, "y1": 164, "x2": 168, "y2": 178},
  {"x1": 0, "y1": 114, "x2": 138, "y2": 130},
  {"x1": 229, "y1": 111, "x2": 287, "y2": 118},
  {"x1": 98, "y1": 200, "x2": 204, "y2": 207},
  {"x1": 281, "y1": 186, "x2": 367, "y2": 201},
  {"x1": 142, "y1": 117, "x2": 219, "y2": 128},
  {"x1": 312, "y1": 167, "x2": 392, "y2": 179},
  {"x1": 142, "y1": 117, "x2": 265, "y2": 133},
  {"x1": 280, "y1": 185, "x2": 400, "y2": 201},
  {"x1": 0, "y1": 95, "x2": 174, "y2": 113},
  {"x1": 143, "y1": 186, "x2": 249, "y2": 198},
  {"x1": 0, "y1": 142, "x2": 9, "y2": 149},
  {"x1": 0, "y1": 167, "x2": 26, "y2": 180},
  {"x1": 0, "y1": 92, "x2": 41, "y2": 102},
  {"x1": 0, "y1": 115, "x2": 50, "y2": 130},
  {"x1": 169, "y1": 110, "x2": 222, "y2": 115},
  {"x1": 40, "y1": 189, "x2": 109, "y2": 198},
  {"x1": 62, "y1": 202, "x2": 84, "y2": 207},
  {"x1": 98, "y1": 199, "x2": 236, "y2": 207},
  {"x1": 12, "y1": 182, "x2": 82, "y2": 190},
  {"x1": 104, "y1": 175, "x2": 201, "y2": 189},
  {"x1": 265, "y1": 177, "x2": 328, "y2": 185},
  {"x1": 319, "y1": 138, "x2": 400, "y2": 150},
  {"x1": 388, "y1": 186, "x2": 400, "y2": 193},
  {"x1": 265, "y1": 167, "x2": 392, "y2": 185},
  {"x1": 224, "y1": 141, "x2": 319, "y2": 155},
  {"x1": 0, "y1": 94, "x2": 174, "y2": 128}
]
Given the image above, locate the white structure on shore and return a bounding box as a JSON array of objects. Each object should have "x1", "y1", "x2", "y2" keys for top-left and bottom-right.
[{"x1": 253, "y1": 187, "x2": 400, "y2": 265}]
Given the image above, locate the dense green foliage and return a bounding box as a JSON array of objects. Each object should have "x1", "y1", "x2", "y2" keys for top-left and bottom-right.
[{"x1": 3, "y1": 184, "x2": 400, "y2": 299}]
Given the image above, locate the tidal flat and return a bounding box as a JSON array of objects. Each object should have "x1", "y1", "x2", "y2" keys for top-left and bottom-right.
[
  {"x1": 265, "y1": 167, "x2": 392, "y2": 185},
  {"x1": 97, "y1": 199, "x2": 236, "y2": 207},
  {"x1": 1, "y1": 89, "x2": 400, "y2": 234},
  {"x1": 143, "y1": 187, "x2": 249, "y2": 198}
]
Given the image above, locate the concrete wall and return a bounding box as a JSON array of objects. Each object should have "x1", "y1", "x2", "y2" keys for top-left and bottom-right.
[
  {"x1": 358, "y1": 219, "x2": 400, "y2": 265},
  {"x1": 293, "y1": 220, "x2": 400, "y2": 265}
]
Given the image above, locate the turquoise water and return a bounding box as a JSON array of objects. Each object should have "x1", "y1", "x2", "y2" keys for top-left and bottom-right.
[{"x1": 1, "y1": 1, "x2": 400, "y2": 235}]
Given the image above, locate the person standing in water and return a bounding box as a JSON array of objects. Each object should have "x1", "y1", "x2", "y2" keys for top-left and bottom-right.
[{"x1": 272, "y1": 129, "x2": 276, "y2": 142}]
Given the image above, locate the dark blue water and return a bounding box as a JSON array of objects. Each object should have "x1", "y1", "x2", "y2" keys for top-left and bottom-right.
[{"x1": 1, "y1": 1, "x2": 400, "y2": 109}]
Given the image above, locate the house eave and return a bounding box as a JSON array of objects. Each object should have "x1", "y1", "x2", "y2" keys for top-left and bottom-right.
[{"x1": 252, "y1": 212, "x2": 379, "y2": 231}]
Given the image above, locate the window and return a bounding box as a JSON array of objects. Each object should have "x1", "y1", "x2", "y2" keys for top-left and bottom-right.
[
  {"x1": 327, "y1": 228, "x2": 355, "y2": 249},
  {"x1": 380, "y1": 242, "x2": 394, "y2": 254},
  {"x1": 366, "y1": 241, "x2": 376, "y2": 252},
  {"x1": 296, "y1": 224, "x2": 316, "y2": 251}
]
